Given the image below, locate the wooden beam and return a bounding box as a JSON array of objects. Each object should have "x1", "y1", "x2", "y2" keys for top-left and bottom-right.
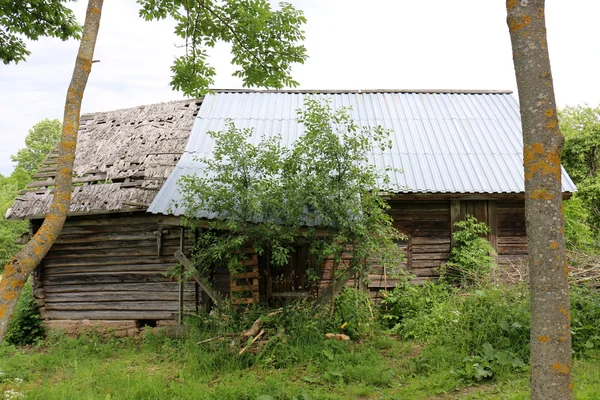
[{"x1": 174, "y1": 250, "x2": 224, "y2": 310}]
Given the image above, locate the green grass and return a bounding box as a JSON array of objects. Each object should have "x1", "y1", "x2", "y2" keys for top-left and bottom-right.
[{"x1": 1, "y1": 333, "x2": 599, "y2": 400}]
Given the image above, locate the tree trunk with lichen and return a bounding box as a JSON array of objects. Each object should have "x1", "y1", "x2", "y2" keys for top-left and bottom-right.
[
  {"x1": 0, "y1": 0, "x2": 103, "y2": 344},
  {"x1": 506, "y1": 1, "x2": 573, "y2": 399}
]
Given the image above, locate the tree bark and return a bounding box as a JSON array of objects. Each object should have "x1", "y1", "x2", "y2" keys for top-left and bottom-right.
[
  {"x1": 506, "y1": 1, "x2": 573, "y2": 399},
  {"x1": 0, "y1": 0, "x2": 103, "y2": 344}
]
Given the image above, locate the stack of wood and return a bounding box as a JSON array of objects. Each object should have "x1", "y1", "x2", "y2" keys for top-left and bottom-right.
[
  {"x1": 567, "y1": 250, "x2": 600, "y2": 288},
  {"x1": 231, "y1": 249, "x2": 260, "y2": 306}
]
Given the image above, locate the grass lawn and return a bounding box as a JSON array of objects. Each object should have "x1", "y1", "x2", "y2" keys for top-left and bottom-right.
[{"x1": 1, "y1": 332, "x2": 599, "y2": 400}]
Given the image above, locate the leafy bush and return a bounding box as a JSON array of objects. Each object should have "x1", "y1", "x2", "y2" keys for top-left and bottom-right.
[
  {"x1": 331, "y1": 287, "x2": 374, "y2": 339},
  {"x1": 571, "y1": 285, "x2": 600, "y2": 355},
  {"x1": 381, "y1": 282, "x2": 530, "y2": 381},
  {"x1": 5, "y1": 280, "x2": 45, "y2": 346},
  {"x1": 564, "y1": 195, "x2": 598, "y2": 252},
  {"x1": 441, "y1": 215, "x2": 496, "y2": 287},
  {"x1": 380, "y1": 279, "x2": 453, "y2": 339}
]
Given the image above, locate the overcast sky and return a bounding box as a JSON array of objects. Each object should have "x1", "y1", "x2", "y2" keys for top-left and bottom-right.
[{"x1": 1, "y1": 1, "x2": 599, "y2": 175}]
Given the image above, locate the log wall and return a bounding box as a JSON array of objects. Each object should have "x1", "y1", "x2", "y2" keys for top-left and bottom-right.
[
  {"x1": 33, "y1": 198, "x2": 530, "y2": 326},
  {"x1": 496, "y1": 201, "x2": 528, "y2": 266},
  {"x1": 388, "y1": 201, "x2": 452, "y2": 283},
  {"x1": 33, "y1": 212, "x2": 196, "y2": 325}
]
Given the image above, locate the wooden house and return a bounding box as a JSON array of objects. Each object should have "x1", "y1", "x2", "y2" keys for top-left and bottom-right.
[
  {"x1": 9, "y1": 90, "x2": 576, "y2": 333},
  {"x1": 8, "y1": 99, "x2": 202, "y2": 334}
]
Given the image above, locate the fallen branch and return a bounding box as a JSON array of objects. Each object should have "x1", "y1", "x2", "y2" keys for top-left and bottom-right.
[{"x1": 239, "y1": 329, "x2": 265, "y2": 355}]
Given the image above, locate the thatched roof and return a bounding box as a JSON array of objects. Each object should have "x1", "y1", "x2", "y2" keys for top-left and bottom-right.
[{"x1": 9, "y1": 99, "x2": 201, "y2": 219}]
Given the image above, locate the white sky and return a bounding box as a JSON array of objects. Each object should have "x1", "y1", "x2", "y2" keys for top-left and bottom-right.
[{"x1": 1, "y1": 1, "x2": 599, "y2": 175}]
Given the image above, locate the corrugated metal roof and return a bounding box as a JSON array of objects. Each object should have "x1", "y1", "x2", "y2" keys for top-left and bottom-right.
[{"x1": 148, "y1": 90, "x2": 577, "y2": 216}]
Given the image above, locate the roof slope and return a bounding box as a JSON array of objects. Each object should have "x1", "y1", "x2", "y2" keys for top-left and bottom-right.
[
  {"x1": 149, "y1": 90, "x2": 576, "y2": 216},
  {"x1": 10, "y1": 99, "x2": 201, "y2": 219}
]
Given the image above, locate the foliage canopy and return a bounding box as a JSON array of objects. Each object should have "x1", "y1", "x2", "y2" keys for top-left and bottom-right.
[
  {"x1": 559, "y1": 105, "x2": 600, "y2": 252},
  {"x1": 0, "y1": 119, "x2": 62, "y2": 269},
  {"x1": 137, "y1": 0, "x2": 308, "y2": 96},
  {"x1": 0, "y1": 0, "x2": 81, "y2": 64},
  {"x1": 10, "y1": 119, "x2": 62, "y2": 175}
]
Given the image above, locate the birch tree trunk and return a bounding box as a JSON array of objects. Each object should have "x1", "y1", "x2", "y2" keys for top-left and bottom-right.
[
  {"x1": 506, "y1": 1, "x2": 573, "y2": 399},
  {"x1": 0, "y1": 0, "x2": 103, "y2": 344}
]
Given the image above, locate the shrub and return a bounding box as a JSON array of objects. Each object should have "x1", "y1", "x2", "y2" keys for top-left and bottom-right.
[
  {"x1": 441, "y1": 215, "x2": 496, "y2": 287},
  {"x1": 331, "y1": 287, "x2": 374, "y2": 339},
  {"x1": 5, "y1": 279, "x2": 45, "y2": 346},
  {"x1": 571, "y1": 285, "x2": 600, "y2": 355},
  {"x1": 379, "y1": 279, "x2": 453, "y2": 339},
  {"x1": 381, "y1": 282, "x2": 530, "y2": 381}
]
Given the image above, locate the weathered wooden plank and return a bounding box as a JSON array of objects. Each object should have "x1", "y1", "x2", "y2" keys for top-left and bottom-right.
[
  {"x1": 59, "y1": 223, "x2": 162, "y2": 234},
  {"x1": 44, "y1": 256, "x2": 180, "y2": 268},
  {"x1": 46, "y1": 301, "x2": 180, "y2": 311},
  {"x1": 497, "y1": 237, "x2": 528, "y2": 244},
  {"x1": 411, "y1": 237, "x2": 451, "y2": 245},
  {"x1": 410, "y1": 267, "x2": 439, "y2": 277},
  {"x1": 496, "y1": 202, "x2": 525, "y2": 210},
  {"x1": 230, "y1": 284, "x2": 259, "y2": 293},
  {"x1": 46, "y1": 291, "x2": 195, "y2": 303},
  {"x1": 411, "y1": 253, "x2": 449, "y2": 261},
  {"x1": 61, "y1": 215, "x2": 161, "y2": 227},
  {"x1": 44, "y1": 264, "x2": 177, "y2": 276},
  {"x1": 44, "y1": 273, "x2": 176, "y2": 285},
  {"x1": 46, "y1": 310, "x2": 177, "y2": 320},
  {"x1": 52, "y1": 232, "x2": 162, "y2": 244},
  {"x1": 174, "y1": 250, "x2": 224, "y2": 309},
  {"x1": 43, "y1": 282, "x2": 192, "y2": 293},
  {"x1": 498, "y1": 245, "x2": 528, "y2": 255},
  {"x1": 411, "y1": 245, "x2": 450, "y2": 253},
  {"x1": 44, "y1": 246, "x2": 181, "y2": 260},
  {"x1": 412, "y1": 260, "x2": 445, "y2": 268}
]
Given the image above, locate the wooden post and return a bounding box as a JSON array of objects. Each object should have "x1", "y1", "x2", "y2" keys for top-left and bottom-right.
[
  {"x1": 178, "y1": 227, "x2": 185, "y2": 325},
  {"x1": 487, "y1": 201, "x2": 498, "y2": 252},
  {"x1": 450, "y1": 200, "x2": 462, "y2": 232}
]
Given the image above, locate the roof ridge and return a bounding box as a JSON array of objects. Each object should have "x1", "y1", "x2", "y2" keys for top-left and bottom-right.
[
  {"x1": 80, "y1": 98, "x2": 201, "y2": 120},
  {"x1": 210, "y1": 88, "x2": 514, "y2": 95}
]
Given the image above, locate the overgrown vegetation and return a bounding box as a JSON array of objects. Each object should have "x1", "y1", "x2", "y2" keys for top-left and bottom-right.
[
  {"x1": 560, "y1": 105, "x2": 600, "y2": 256},
  {"x1": 178, "y1": 98, "x2": 403, "y2": 296},
  {"x1": 2, "y1": 282, "x2": 599, "y2": 399},
  {"x1": 4, "y1": 280, "x2": 44, "y2": 346},
  {"x1": 440, "y1": 215, "x2": 496, "y2": 287}
]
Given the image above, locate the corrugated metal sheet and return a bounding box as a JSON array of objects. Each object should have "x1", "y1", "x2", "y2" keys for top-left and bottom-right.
[{"x1": 148, "y1": 90, "x2": 577, "y2": 216}]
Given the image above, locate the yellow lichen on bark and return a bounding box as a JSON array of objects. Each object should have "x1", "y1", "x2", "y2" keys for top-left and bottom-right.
[
  {"x1": 530, "y1": 189, "x2": 555, "y2": 201},
  {"x1": 506, "y1": 0, "x2": 517, "y2": 11},
  {"x1": 551, "y1": 363, "x2": 570, "y2": 375},
  {"x1": 508, "y1": 15, "x2": 531, "y2": 32},
  {"x1": 524, "y1": 144, "x2": 561, "y2": 180}
]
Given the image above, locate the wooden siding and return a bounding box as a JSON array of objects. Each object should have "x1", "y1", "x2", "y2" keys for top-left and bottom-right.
[
  {"x1": 34, "y1": 198, "x2": 531, "y2": 325},
  {"x1": 388, "y1": 201, "x2": 452, "y2": 283},
  {"x1": 496, "y1": 201, "x2": 528, "y2": 266},
  {"x1": 33, "y1": 212, "x2": 196, "y2": 322}
]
